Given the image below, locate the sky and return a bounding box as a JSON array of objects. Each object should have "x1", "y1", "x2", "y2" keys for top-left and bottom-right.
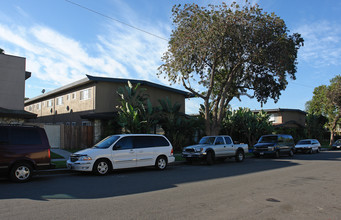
[{"x1": 1, "y1": 0, "x2": 341, "y2": 114}]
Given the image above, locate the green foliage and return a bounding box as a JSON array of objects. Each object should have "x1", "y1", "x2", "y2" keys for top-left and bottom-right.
[
  {"x1": 221, "y1": 108, "x2": 273, "y2": 147},
  {"x1": 306, "y1": 75, "x2": 341, "y2": 145},
  {"x1": 304, "y1": 113, "x2": 327, "y2": 141},
  {"x1": 116, "y1": 81, "x2": 158, "y2": 133},
  {"x1": 0, "y1": 48, "x2": 3, "y2": 54},
  {"x1": 158, "y1": 1, "x2": 304, "y2": 135},
  {"x1": 158, "y1": 97, "x2": 205, "y2": 151}
]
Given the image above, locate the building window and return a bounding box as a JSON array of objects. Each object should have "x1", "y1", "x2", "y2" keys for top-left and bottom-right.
[
  {"x1": 47, "y1": 99, "x2": 53, "y2": 107},
  {"x1": 36, "y1": 103, "x2": 41, "y2": 110},
  {"x1": 67, "y1": 94, "x2": 70, "y2": 100},
  {"x1": 80, "y1": 89, "x2": 91, "y2": 100},
  {"x1": 29, "y1": 106, "x2": 32, "y2": 111},
  {"x1": 72, "y1": 92, "x2": 76, "y2": 99},
  {"x1": 71, "y1": 122, "x2": 76, "y2": 126},
  {"x1": 56, "y1": 97, "x2": 63, "y2": 106},
  {"x1": 82, "y1": 121, "x2": 91, "y2": 126}
]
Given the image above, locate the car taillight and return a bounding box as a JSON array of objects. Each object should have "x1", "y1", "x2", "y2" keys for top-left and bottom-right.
[
  {"x1": 171, "y1": 148, "x2": 173, "y2": 156},
  {"x1": 48, "y1": 149, "x2": 51, "y2": 159}
]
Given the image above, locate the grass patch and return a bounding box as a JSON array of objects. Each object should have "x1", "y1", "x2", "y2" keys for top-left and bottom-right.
[
  {"x1": 52, "y1": 160, "x2": 67, "y2": 169},
  {"x1": 51, "y1": 151, "x2": 64, "y2": 159}
]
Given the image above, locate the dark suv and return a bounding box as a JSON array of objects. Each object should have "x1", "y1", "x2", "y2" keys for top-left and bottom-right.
[
  {"x1": 0, "y1": 125, "x2": 52, "y2": 182},
  {"x1": 253, "y1": 134, "x2": 295, "y2": 158}
]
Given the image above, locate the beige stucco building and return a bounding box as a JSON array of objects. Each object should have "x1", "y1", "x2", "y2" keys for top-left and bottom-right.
[
  {"x1": 0, "y1": 53, "x2": 36, "y2": 124},
  {"x1": 25, "y1": 75, "x2": 192, "y2": 141}
]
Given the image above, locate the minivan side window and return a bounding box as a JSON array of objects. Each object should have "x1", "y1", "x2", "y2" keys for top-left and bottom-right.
[
  {"x1": 133, "y1": 136, "x2": 169, "y2": 148},
  {"x1": 10, "y1": 128, "x2": 42, "y2": 145},
  {"x1": 113, "y1": 137, "x2": 133, "y2": 150}
]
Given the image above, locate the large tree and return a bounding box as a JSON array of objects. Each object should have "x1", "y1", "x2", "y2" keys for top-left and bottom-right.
[
  {"x1": 158, "y1": 2, "x2": 303, "y2": 135},
  {"x1": 306, "y1": 75, "x2": 341, "y2": 145}
]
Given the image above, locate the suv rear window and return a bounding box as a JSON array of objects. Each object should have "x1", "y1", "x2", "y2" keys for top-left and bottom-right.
[{"x1": 10, "y1": 128, "x2": 42, "y2": 145}]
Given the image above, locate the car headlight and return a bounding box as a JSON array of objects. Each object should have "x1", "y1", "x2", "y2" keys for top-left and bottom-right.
[
  {"x1": 78, "y1": 155, "x2": 92, "y2": 161},
  {"x1": 195, "y1": 147, "x2": 203, "y2": 152},
  {"x1": 268, "y1": 147, "x2": 274, "y2": 151}
]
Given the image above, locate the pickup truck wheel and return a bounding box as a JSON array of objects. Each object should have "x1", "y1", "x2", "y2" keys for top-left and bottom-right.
[
  {"x1": 206, "y1": 151, "x2": 214, "y2": 165},
  {"x1": 235, "y1": 150, "x2": 245, "y2": 162},
  {"x1": 10, "y1": 162, "x2": 33, "y2": 183}
]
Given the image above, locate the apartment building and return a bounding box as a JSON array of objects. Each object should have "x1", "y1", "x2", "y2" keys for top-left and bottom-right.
[{"x1": 0, "y1": 53, "x2": 36, "y2": 124}]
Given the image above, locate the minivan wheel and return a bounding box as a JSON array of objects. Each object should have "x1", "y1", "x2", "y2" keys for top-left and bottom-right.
[
  {"x1": 93, "y1": 159, "x2": 110, "y2": 175},
  {"x1": 10, "y1": 163, "x2": 33, "y2": 183},
  {"x1": 235, "y1": 150, "x2": 245, "y2": 162},
  {"x1": 155, "y1": 156, "x2": 167, "y2": 170}
]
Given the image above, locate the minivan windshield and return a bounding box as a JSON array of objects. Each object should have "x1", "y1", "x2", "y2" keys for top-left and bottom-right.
[
  {"x1": 199, "y1": 137, "x2": 216, "y2": 145},
  {"x1": 94, "y1": 135, "x2": 120, "y2": 149},
  {"x1": 258, "y1": 136, "x2": 278, "y2": 143}
]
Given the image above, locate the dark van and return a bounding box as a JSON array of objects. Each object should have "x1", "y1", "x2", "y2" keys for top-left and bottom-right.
[
  {"x1": 253, "y1": 134, "x2": 295, "y2": 158},
  {"x1": 0, "y1": 125, "x2": 52, "y2": 182}
]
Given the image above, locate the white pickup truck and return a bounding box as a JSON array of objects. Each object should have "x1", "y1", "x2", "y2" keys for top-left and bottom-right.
[{"x1": 182, "y1": 135, "x2": 248, "y2": 164}]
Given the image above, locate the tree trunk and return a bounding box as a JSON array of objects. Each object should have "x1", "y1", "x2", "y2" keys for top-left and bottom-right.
[{"x1": 330, "y1": 130, "x2": 335, "y2": 146}]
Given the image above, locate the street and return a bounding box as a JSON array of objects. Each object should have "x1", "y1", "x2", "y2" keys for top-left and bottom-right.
[{"x1": 1, "y1": 151, "x2": 341, "y2": 220}]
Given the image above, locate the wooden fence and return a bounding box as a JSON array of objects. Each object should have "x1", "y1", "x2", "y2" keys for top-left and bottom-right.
[{"x1": 62, "y1": 125, "x2": 94, "y2": 150}]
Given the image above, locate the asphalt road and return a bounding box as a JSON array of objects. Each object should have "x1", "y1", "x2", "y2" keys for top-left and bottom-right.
[{"x1": 1, "y1": 151, "x2": 341, "y2": 220}]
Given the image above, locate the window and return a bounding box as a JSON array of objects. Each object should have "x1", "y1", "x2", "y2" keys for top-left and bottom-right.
[
  {"x1": 215, "y1": 137, "x2": 224, "y2": 145},
  {"x1": 82, "y1": 121, "x2": 91, "y2": 126},
  {"x1": 56, "y1": 96, "x2": 63, "y2": 105},
  {"x1": 71, "y1": 122, "x2": 76, "y2": 126},
  {"x1": 28, "y1": 106, "x2": 32, "y2": 111},
  {"x1": 72, "y1": 92, "x2": 76, "y2": 99},
  {"x1": 133, "y1": 136, "x2": 169, "y2": 148},
  {"x1": 47, "y1": 99, "x2": 53, "y2": 107},
  {"x1": 114, "y1": 137, "x2": 133, "y2": 150},
  {"x1": 224, "y1": 137, "x2": 232, "y2": 144},
  {"x1": 36, "y1": 103, "x2": 41, "y2": 110},
  {"x1": 67, "y1": 94, "x2": 70, "y2": 100},
  {"x1": 10, "y1": 128, "x2": 42, "y2": 145},
  {"x1": 80, "y1": 89, "x2": 91, "y2": 100}
]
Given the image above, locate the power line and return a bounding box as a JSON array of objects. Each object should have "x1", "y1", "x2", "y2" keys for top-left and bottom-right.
[{"x1": 64, "y1": 0, "x2": 168, "y2": 41}]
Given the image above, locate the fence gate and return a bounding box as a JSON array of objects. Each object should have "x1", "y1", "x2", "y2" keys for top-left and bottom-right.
[{"x1": 44, "y1": 124, "x2": 61, "y2": 149}]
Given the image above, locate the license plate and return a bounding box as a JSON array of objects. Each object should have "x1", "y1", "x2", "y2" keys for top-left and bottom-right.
[{"x1": 260, "y1": 152, "x2": 264, "y2": 155}]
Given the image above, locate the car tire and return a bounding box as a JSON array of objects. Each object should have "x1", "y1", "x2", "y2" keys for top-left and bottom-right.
[
  {"x1": 10, "y1": 162, "x2": 33, "y2": 183},
  {"x1": 206, "y1": 151, "x2": 214, "y2": 165},
  {"x1": 155, "y1": 156, "x2": 167, "y2": 170},
  {"x1": 235, "y1": 150, "x2": 245, "y2": 162},
  {"x1": 309, "y1": 148, "x2": 313, "y2": 154},
  {"x1": 317, "y1": 148, "x2": 320, "y2": 153},
  {"x1": 93, "y1": 159, "x2": 111, "y2": 175}
]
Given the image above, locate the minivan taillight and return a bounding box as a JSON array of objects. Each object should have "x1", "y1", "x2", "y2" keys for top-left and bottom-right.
[{"x1": 171, "y1": 148, "x2": 173, "y2": 156}]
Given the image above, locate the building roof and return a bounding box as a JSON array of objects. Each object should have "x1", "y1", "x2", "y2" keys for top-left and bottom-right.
[
  {"x1": 252, "y1": 108, "x2": 306, "y2": 115},
  {"x1": 25, "y1": 74, "x2": 194, "y2": 104},
  {"x1": 0, "y1": 107, "x2": 37, "y2": 119}
]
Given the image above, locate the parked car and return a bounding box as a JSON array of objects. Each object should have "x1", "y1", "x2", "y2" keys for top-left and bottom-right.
[
  {"x1": 182, "y1": 135, "x2": 248, "y2": 164},
  {"x1": 67, "y1": 134, "x2": 175, "y2": 175},
  {"x1": 0, "y1": 125, "x2": 53, "y2": 182},
  {"x1": 332, "y1": 139, "x2": 341, "y2": 150},
  {"x1": 295, "y1": 139, "x2": 321, "y2": 154},
  {"x1": 253, "y1": 134, "x2": 295, "y2": 158}
]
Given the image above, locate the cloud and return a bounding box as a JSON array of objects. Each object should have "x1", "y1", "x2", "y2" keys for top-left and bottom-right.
[{"x1": 295, "y1": 21, "x2": 341, "y2": 68}]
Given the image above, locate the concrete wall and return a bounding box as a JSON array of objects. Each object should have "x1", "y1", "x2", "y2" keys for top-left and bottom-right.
[{"x1": 0, "y1": 54, "x2": 26, "y2": 110}]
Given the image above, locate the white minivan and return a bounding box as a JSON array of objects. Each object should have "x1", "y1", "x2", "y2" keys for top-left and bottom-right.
[{"x1": 67, "y1": 134, "x2": 175, "y2": 175}]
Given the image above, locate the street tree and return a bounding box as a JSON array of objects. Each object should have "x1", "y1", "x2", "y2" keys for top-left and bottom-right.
[
  {"x1": 306, "y1": 75, "x2": 341, "y2": 145},
  {"x1": 158, "y1": 1, "x2": 304, "y2": 135}
]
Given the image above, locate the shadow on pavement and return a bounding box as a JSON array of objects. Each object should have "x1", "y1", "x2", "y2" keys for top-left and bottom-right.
[{"x1": 0, "y1": 151, "x2": 340, "y2": 201}]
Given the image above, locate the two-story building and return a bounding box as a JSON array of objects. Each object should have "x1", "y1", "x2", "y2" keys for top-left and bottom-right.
[
  {"x1": 252, "y1": 108, "x2": 306, "y2": 128},
  {"x1": 0, "y1": 53, "x2": 36, "y2": 124},
  {"x1": 25, "y1": 75, "x2": 193, "y2": 142}
]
